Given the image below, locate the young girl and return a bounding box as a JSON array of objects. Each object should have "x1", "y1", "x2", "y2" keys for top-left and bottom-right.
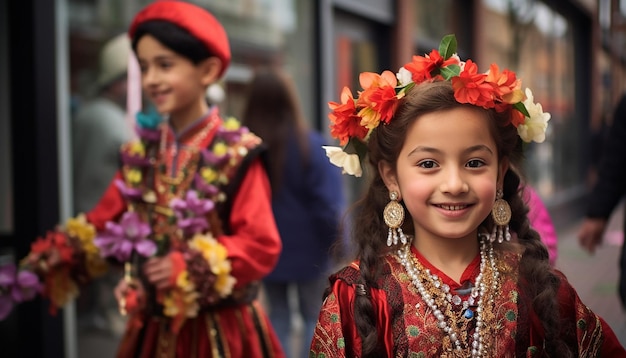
[
  {"x1": 311, "y1": 35, "x2": 625, "y2": 357},
  {"x1": 3, "y1": 1, "x2": 285, "y2": 357}
]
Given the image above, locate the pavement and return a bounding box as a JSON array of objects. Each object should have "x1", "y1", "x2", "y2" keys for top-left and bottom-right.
[{"x1": 555, "y1": 200, "x2": 626, "y2": 346}]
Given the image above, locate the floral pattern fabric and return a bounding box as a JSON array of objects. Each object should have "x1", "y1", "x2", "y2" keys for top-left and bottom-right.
[{"x1": 310, "y1": 250, "x2": 616, "y2": 357}]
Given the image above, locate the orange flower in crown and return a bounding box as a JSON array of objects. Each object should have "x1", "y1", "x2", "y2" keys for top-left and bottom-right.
[
  {"x1": 324, "y1": 34, "x2": 551, "y2": 177},
  {"x1": 328, "y1": 87, "x2": 369, "y2": 146}
]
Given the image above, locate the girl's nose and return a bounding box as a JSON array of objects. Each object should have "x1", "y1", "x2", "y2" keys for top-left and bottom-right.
[{"x1": 439, "y1": 168, "x2": 469, "y2": 194}]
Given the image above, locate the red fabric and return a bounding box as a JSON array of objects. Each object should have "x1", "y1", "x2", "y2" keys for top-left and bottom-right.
[
  {"x1": 85, "y1": 171, "x2": 127, "y2": 230},
  {"x1": 219, "y1": 159, "x2": 281, "y2": 287},
  {"x1": 310, "y1": 251, "x2": 626, "y2": 357},
  {"x1": 119, "y1": 302, "x2": 284, "y2": 358},
  {"x1": 168, "y1": 252, "x2": 186, "y2": 286},
  {"x1": 128, "y1": 0, "x2": 230, "y2": 77}
]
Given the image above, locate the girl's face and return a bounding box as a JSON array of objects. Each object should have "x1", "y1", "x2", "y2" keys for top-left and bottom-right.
[
  {"x1": 136, "y1": 35, "x2": 214, "y2": 123},
  {"x1": 381, "y1": 107, "x2": 507, "y2": 243}
]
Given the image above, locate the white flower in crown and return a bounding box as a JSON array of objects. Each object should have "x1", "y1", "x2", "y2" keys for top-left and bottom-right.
[
  {"x1": 322, "y1": 146, "x2": 362, "y2": 177},
  {"x1": 396, "y1": 67, "x2": 413, "y2": 87},
  {"x1": 517, "y1": 88, "x2": 551, "y2": 143}
]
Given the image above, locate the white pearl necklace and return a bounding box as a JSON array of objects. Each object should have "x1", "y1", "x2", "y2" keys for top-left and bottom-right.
[{"x1": 397, "y1": 236, "x2": 499, "y2": 357}]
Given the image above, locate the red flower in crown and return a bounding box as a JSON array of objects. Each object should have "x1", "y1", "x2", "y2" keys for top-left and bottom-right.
[
  {"x1": 323, "y1": 34, "x2": 552, "y2": 178},
  {"x1": 485, "y1": 63, "x2": 525, "y2": 112},
  {"x1": 451, "y1": 60, "x2": 493, "y2": 108},
  {"x1": 404, "y1": 49, "x2": 460, "y2": 83},
  {"x1": 356, "y1": 71, "x2": 402, "y2": 127},
  {"x1": 328, "y1": 87, "x2": 368, "y2": 146}
]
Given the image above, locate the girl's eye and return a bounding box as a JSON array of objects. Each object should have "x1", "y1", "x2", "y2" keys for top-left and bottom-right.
[
  {"x1": 417, "y1": 160, "x2": 438, "y2": 169},
  {"x1": 467, "y1": 159, "x2": 485, "y2": 168}
]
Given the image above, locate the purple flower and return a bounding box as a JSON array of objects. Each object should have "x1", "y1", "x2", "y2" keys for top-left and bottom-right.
[
  {"x1": 200, "y1": 148, "x2": 230, "y2": 167},
  {"x1": 170, "y1": 190, "x2": 214, "y2": 236},
  {"x1": 94, "y1": 212, "x2": 156, "y2": 262},
  {"x1": 114, "y1": 179, "x2": 144, "y2": 201},
  {"x1": 120, "y1": 151, "x2": 151, "y2": 167},
  {"x1": 11, "y1": 271, "x2": 41, "y2": 302},
  {"x1": 217, "y1": 126, "x2": 248, "y2": 144},
  {"x1": 0, "y1": 264, "x2": 42, "y2": 320},
  {"x1": 0, "y1": 264, "x2": 16, "y2": 287},
  {"x1": 136, "y1": 127, "x2": 160, "y2": 142},
  {"x1": 194, "y1": 174, "x2": 219, "y2": 196}
]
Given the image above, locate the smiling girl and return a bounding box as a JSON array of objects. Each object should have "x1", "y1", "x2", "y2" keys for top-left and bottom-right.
[{"x1": 310, "y1": 35, "x2": 625, "y2": 357}]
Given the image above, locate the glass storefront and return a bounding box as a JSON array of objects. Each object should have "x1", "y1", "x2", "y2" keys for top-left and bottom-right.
[
  {"x1": 413, "y1": 0, "x2": 578, "y2": 200},
  {"x1": 478, "y1": 0, "x2": 576, "y2": 199}
]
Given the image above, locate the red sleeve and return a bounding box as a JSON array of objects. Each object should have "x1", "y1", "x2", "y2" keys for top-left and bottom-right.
[
  {"x1": 600, "y1": 317, "x2": 626, "y2": 356},
  {"x1": 218, "y1": 159, "x2": 281, "y2": 287},
  {"x1": 85, "y1": 171, "x2": 127, "y2": 230},
  {"x1": 555, "y1": 270, "x2": 626, "y2": 355}
]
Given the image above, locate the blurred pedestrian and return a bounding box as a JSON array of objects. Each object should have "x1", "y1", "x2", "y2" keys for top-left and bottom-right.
[
  {"x1": 72, "y1": 33, "x2": 133, "y2": 334},
  {"x1": 579, "y1": 93, "x2": 626, "y2": 307},
  {"x1": 73, "y1": 33, "x2": 133, "y2": 214},
  {"x1": 242, "y1": 67, "x2": 344, "y2": 358}
]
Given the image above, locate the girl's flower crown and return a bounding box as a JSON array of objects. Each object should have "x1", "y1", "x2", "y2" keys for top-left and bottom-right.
[{"x1": 324, "y1": 34, "x2": 550, "y2": 177}]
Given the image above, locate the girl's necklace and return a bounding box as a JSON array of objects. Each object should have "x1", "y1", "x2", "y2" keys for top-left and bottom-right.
[{"x1": 397, "y1": 236, "x2": 499, "y2": 357}]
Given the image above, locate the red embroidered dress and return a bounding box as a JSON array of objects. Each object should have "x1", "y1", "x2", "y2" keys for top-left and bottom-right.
[
  {"x1": 30, "y1": 108, "x2": 284, "y2": 358},
  {"x1": 310, "y1": 245, "x2": 625, "y2": 357}
]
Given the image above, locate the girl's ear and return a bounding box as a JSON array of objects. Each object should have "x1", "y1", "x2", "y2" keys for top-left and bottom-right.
[
  {"x1": 199, "y1": 57, "x2": 223, "y2": 87},
  {"x1": 378, "y1": 160, "x2": 400, "y2": 197}
]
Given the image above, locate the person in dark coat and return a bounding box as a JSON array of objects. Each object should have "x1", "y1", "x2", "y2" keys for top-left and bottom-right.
[
  {"x1": 242, "y1": 67, "x2": 344, "y2": 358},
  {"x1": 579, "y1": 93, "x2": 626, "y2": 307}
]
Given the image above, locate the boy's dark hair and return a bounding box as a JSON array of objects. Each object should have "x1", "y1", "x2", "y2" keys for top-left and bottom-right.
[{"x1": 131, "y1": 20, "x2": 213, "y2": 64}]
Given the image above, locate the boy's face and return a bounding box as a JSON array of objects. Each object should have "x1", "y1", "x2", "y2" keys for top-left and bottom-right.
[{"x1": 136, "y1": 34, "x2": 208, "y2": 120}]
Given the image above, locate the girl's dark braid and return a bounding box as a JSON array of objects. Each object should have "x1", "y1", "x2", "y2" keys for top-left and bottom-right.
[{"x1": 504, "y1": 170, "x2": 572, "y2": 356}]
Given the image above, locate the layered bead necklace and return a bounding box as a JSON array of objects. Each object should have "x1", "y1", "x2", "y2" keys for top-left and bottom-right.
[{"x1": 397, "y1": 235, "x2": 499, "y2": 357}]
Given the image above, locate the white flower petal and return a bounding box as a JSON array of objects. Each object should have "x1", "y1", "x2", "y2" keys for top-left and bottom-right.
[
  {"x1": 519, "y1": 88, "x2": 551, "y2": 143},
  {"x1": 322, "y1": 146, "x2": 363, "y2": 177},
  {"x1": 396, "y1": 67, "x2": 413, "y2": 87}
]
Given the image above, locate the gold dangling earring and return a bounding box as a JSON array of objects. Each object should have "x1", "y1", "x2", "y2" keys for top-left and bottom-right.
[
  {"x1": 490, "y1": 189, "x2": 512, "y2": 243},
  {"x1": 384, "y1": 191, "x2": 407, "y2": 246}
]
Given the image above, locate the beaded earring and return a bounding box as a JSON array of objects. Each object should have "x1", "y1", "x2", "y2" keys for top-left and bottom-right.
[
  {"x1": 490, "y1": 189, "x2": 511, "y2": 243},
  {"x1": 384, "y1": 191, "x2": 407, "y2": 246}
]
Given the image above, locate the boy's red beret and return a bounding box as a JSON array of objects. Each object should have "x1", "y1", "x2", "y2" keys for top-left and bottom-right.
[{"x1": 129, "y1": 0, "x2": 231, "y2": 77}]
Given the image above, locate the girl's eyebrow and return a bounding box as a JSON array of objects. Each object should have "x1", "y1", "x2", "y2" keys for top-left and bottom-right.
[{"x1": 407, "y1": 144, "x2": 494, "y2": 157}]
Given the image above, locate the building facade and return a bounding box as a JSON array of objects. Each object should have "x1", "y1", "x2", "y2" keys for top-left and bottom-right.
[{"x1": 1, "y1": 0, "x2": 625, "y2": 356}]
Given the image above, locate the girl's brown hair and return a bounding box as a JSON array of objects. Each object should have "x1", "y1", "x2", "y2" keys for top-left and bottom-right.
[
  {"x1": 342, "y1": 80, "x2": 570, "y2": 356},
  {"x1": 241, "y1": 67, "x2": 310, "y2": 191}
]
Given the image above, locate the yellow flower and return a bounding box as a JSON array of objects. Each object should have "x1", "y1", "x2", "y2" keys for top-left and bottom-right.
[
  {"x1": 85, "y1": 254, "x2": 108, "y2": 278},
  {"x1": 163, "y1": 271, "x2": 200, "y2": 320},
  {"x1": 64, "y1": 214, "x2": 106, "y2": 277},
  {"x1": 215, "y1": 274, "x2": 236, "y2": 298},
  {"x1": 129, "y1": 141, "x2": 145, "y2": 157},
  {"x1": 201, "y1": 167, "x2": 218, "y2": 183},
  {"x1": 223, "y1": 117, "x2": 241, "y2": 131},
  {"x1": 189, "y1": 233, "x2": 236, "y2": 298},
  {"x1": 126, "y1": 169, "x2": 142, "y2": 185},
  {"x1": 65, "y1": 214, "x2": 96, "y2": 242},
  {"x1": 213, "y1": 142, "x2": 228, "y2": 157}
]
